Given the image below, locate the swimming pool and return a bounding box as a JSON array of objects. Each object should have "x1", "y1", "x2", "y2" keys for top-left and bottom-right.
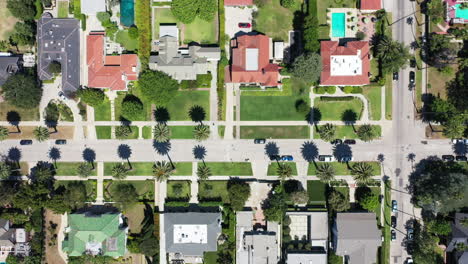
[
  {"x1": 120, "y1": 0, "x2": 135, "y2": 27},
  {"x1": 332, "y1": 13, "x2": 346, "y2": 38},
  {"x1": 455, "y1": 4, "x2": 468, "y2": 20}
]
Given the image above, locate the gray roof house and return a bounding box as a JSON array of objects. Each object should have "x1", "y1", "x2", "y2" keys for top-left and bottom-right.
[
  {"x1": 333, "y1": 213, "x2": 381, "y2": 264},
  {"x1": 447, "y1": 213, "x2": 468, "y2": 263},
  {"x1": 236, "y1": 211, "x2": 280, "y2": 264},
  {"x1": 149, "y1": 35, "x2": 221, "y2": 81},
  {"x1": 0, "y1": 56, "x2": 20, "y2": 86},
  {"x1": 164, "y1": 212, "x2": 221, "y2": 262},
  {"x1": 81, "y1": 0, "x2": 106, "y2": 15},
  {"x1": 37, "y1": 13, "x2": 80, "y2": 95},
  {"x1": 0, "y1": 219, "x2": 30, "y2": 259}
]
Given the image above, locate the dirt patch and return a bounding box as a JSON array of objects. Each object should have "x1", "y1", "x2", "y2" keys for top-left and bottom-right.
[
  {"x1": 427, "y1": 66, "x2": 457, "y2": 99},
  {"x1": 425, "y1": 125, "x2": 447, "y2": 139},
  {"x1": 0, "y1": 1, "x2": 19, "y2": 41},
  {"x1": 6, "y1": 126, "x2": 74, "y2": 139},
  {"x1": 125, "y1": 203, "x2": 146, "y2": 234},
  {"x1": 44, "y1": 209, "x2": 66, "y2": 264}
]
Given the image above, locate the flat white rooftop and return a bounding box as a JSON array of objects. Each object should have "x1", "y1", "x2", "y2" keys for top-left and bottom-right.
[
  {"x1": 245, "y1": 48, "x2": 259, "y2": 71},
  {"x1": 330, "y1": 54, "x2": 362, "y2": 76},
  {"x1": 173, "y1": 224, "x2": 208, "y2": 244}
]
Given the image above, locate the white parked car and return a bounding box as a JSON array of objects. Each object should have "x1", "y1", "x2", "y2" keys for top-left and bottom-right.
[{"x1": 318, "y1": 155, "x2": 335, "y2": 162}]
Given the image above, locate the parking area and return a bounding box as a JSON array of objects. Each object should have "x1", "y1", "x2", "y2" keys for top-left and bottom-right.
[{"x1": 224, "y1": 6, "x2": 254, "y2": 38}]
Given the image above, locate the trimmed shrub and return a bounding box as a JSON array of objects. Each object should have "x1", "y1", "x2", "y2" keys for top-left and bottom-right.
[
  {"x1": 325, "y1": 86, "x2": 336, "y2": 94},
  {"x1": 342, "y1": 86, "x2": 362, "y2": 94},
  {"x1": 313, "y1": 87, "x2": 326, "y2": 94},
  {"x1": 343, "y1": 86, "x2": 354, "y2": 93},
  {"x1": 320, "y1": 96, "x2": 354, "y2": 101}
]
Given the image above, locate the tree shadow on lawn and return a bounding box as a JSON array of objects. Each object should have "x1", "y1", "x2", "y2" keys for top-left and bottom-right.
[{"x1": 153, "y1": 106, "x2": 170, "y2": 123}]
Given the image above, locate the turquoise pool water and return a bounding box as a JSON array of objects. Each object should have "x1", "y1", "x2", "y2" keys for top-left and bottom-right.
[
  {"x1": 455, "y1": 4, "x2": 468, "y2": 19},
  {"x1": 120, "y1": 0, "x2": 135, "y2": 27},
  {"x1": 332, "y1": 13, "x2": 346, "y2": 38}
]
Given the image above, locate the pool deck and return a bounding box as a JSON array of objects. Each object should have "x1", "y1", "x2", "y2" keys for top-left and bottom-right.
[{"x1": 327, "y1": 8, "x2": 359, "y2": 40}]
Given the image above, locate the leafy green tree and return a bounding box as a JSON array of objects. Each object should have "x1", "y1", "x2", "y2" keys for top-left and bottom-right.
[
  {"x1": 0, "y1": 40, "x2": 9, "y2": 51},
  {"x1": 33, "y1": 126, "x2": 50, "y2": 142},
  {"x1": 96, "y1": 12, "x2": 111, "y2": 22},
  {"x1": 32, "y1": 162, "x2": 55, "y2": 184},
  {"x1": 9, "y1": 22, "x2": 36, "y2": 46},
  {"x1": 1, "y1": 73, "x2": 42, "y2": 108},
  {"x1": 375, "y1": 35, "x2": 410, "y2": 73},
  {"x1": 153, "y1": 161, "x2": 173, "y2": 182},
  {"x1": 303, "y1": 11, "x2": 320, "y2": 53},
  {"x1": 153, "y1": 123, "x2": 171, "y2": 142},
  {"x1": 171, "y1": 0, "x2": 198, "y2": 23},
  {"x1": 263, "y1": 185, "x2": 287, "y2": 222},
  {"x1": 139, "y1": 71, "x2": 178, "y2": 104},
  {"x1": 328, "y1": 190, "x2": 350, "y2": 212},
  {"x1": 428, "y1": 98, "x2": 457, "y2": 123},
  {"x1": 277, "y1": 163, "x2": 293, "y2": 181},
  {"x1": 193, "y1": 124, "x2": 210, "y2": 141},
  {"x1": 128, "y1": 26, "x2": 139, "y2": 39},
  {"x1": 316, "y1": 163, "x2": 335, "y2": 182},
  {"x1": 48, "y1": 61, "x2": 61, "y2": 75},
  {"x1": 0, "y1": 209, "x2": 29, "y2": 225},
  {"x1": 111, "y1": 183, "x2": 138, "y2": 210},
  {"x1": 197, "y1": 164, "x2": 212, "y2": 181},
  {"x1": 412, "y1": 226, "x2": 444, "y2": 264},
  {"x1": 357, "y1": 124, "x2": 376, "y2": 142},
  {"x1": 227, "y1": 180, "x2": 251, "y2": 211},
  {"x1": 0, "y1": 126, "x2": 9, "y2": 141},
  {"x1": 139, "y1": 236, "x2": 159, "y2": 256},
  {"x1": 351, "y1": 162, "x2": 374, "y2": 184},
  {"x1": 357, "y1": 190, "x2": 379, "y2": 211},
  {"x1": 289, "y1": 190, "x2": 309, "y2": 204},
  {"x1": 318, "y1": 123, "x2": 336, "y2": 141},
  {"x1": 77, "y1": 88, "x2": 105, "y2": 107},
  {"x1": 0, "y1": 162, "x2": 11, "y2": 180},
  {"x1": 7, "y1": 0, "x2": 36, "y2": 21},
  {"x1": 443, "y1": 115, "x2": 466, "y2": 138},
  {"x1": 280, "y1": 0, "x2": 294, "y2": 8},
  {"x1": 427, "y1": 0, "x2": 444, "y2": 24},
  {"x1": 62, "y1": 181, "x2": 88, "y2": 210},
  {"x1": 291, "y1": 53, "x2": 322, "y2": 84},
  {"x1": 77, "y1": 162, "x2": 93, "y2": 178},
  {"x1": 112, "y1": 163, "x2": 128, "y2": 180},
  {"x1": 427, "y1": 34, "x2": 458, "y2": 69},
  {"x1": 13, "y1": 182, "x2": 50, "y2": 211},
  {"x1": 197, "y1": 0, "x2": 217, "y2": 21},
  {"x1": 115, "y1": 125, "x2": 132, "y2": 139},
  {"x1": 426, "y1": 218, "x2": 451, "y2": 236},
  {"x1": 121, "y1": 96, "x2": 144, "y2": 121}
]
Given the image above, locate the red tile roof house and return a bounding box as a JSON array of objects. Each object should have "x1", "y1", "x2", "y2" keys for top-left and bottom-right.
[
  {"x1": 360, "y1": 0, "x2": 382, "y2": 12},
  {"x1": 224, "y1": 0, "x2": 253, "y2": 6},
  {"x1": 87, "y1": 32, "x2": 138, "y2": 91},
  {"x1": 225, "y1": 34, "x2": 281, "y2": 88},
  {"x1": 320, "y1": 41, "x2": 371, "y2": 86}
]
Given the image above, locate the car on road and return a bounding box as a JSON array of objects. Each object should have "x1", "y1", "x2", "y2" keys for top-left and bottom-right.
[
  {"x1": 452, "y1": 138, "x2": 464, "y2": 144},
  {"x1": 331, "y1": 139, "x2": 343, "y2": 145},
  {"x1": 318, "y1": 155, "x2": 334, "y2": 162},
  {"x1": 238, "y1": 22, "x2": 251, "y2": 28},
  {"x1": 410, "y1": 58, "x2": 416, "y2": 68},
  {"x1": 391, "y1": 216, "x2": 397, "y2": 228},
  {"x1": 281, "y1": 155, "x2": 293, "y2": 161},
  {"x1": 254, "y1": 139, "x2": 266, "y2": 144},
  {"x1": 269, "y1": 155, "x2": 280, "y2": 161},
  {"x1": 442, "y1": 155, "x2": 455, "y2": 162},
  {"x1": 55, "y1": 139, "x2": 67, "y2": 145},
  {"x1": 393, "y1": 72, "x2": 399, "y2": 81},
  {"x1": 392, "y1": 200, "x2": 398, "y2": 212},
  {"x1": 344, "y1": 139, "x2": 356, "y2": 145},
  {"x1": 406, "y1": 258, "x2": 414, "y2": 264},
  {"x1": 340, "y1": 156, "x2": 353, "y2": 162},
  {"x1": 19, "y1": 140, "x2": 33, "y2": 145},
  {"x1": 409, "y1": 71, "x2": 415, "y2": 84},
  {"x1": 407, "y1": 243, "x2": 414, "y2": 254},
  {"x1": 464, "y1": 138, "x2": 468, "y2": 145},
  {"x1": 391, "y1": 230, "x2": 396, "y2": 241},
  {"x1": 407, "y1": 227, "x2": 414, "y2": 241},
  {"x1": 456, "y1": 156, "x2": 467, "y2": 161}
]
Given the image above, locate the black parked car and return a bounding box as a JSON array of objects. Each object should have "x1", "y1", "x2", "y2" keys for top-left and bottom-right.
[
  {"x1": 410, "y1": 58, "x2": 417, "y2": 68},
  {"x1": 409, "y1": 71, "x2": 415, "y2": 84},
  {"x1": 55, "y1": 139, "x2": 67, "y2": 145},
  {"x1": 19, "y1": 140, "x2": 33, "y2": 145},
  {"x1": 254, "y1": 139, "x2": 266, "y2": 144},
  {"x1": 344, "y1": 139, "x2": 356, "y2": 145},
  {"x1": 391, "y1": 216, "x2": 397, "y2": 228},
  {"x1": 393, "y1": 72, "x2": 399, "y2": 81},
  {"x1": 331, "y1": 139, "x2": 343, "y2": 145},
  {"x1": 269, "y1": 155, "x2": 280, "y2": 161},
  {"x1": 442, "y1": 155, "x2": 455, "y2": 162},
  {"x1": 456, "y1": 156, "x2": 467, "y2": 162}
]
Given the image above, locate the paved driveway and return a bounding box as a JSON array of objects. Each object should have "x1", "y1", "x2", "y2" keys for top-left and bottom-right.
[{"x1": 225, "y1": 6, "x2": 254, "y2": 38}]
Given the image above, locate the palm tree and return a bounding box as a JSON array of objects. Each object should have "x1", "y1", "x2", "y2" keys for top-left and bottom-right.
[
  {"x1": 0, "y1": 126, "x2": 9, "y2": 141},
  {"x1": 316, "y1": 163, "x2": 335, "y2": 183},
  {"x1": 277, "y1": 163, "x2": 293, "y2": 181},
  {"x1": 0, "y1": 162, "x2": 11, "y2": 180},
  {"x1": 115, "y1": 125, "x2": 131, "y2": 139},
  {"x1": 112, "y1": 163, "x2": 128, "y2": 180},
  {"x1": 197, "y1": 164, "x2": 212, "y2": 181},
  {"x1": 33, "y1": 126, "x2": 50, "y2": 142},
  {"x1": 77, "y1": 162, "x2": 93, "y2": 178},
  {"x1": 375, "y1": 35, "x2": 410, "y2": 73},
  {"x1": 351, "y1": 162, "x2": 374, "y2": 184},
  {"x1": 193, "y1": 124, "x2": 210, "y2": 141},
  {"x1": 153, "y1": 161, "x2": 174, "y2": 182},
  {"x1": 153, "y1": 123, "x2": 171, "y2": 142},
  {"x1": 318, "y1": 123, "x2": 336, "y2": 141},
  {"x1": 357, "y1": 124, "x2": 376, "y2": 142}
]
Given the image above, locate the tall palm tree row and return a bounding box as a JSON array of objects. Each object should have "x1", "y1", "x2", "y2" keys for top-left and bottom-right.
[
  {"x1": 153, "y1": 161, "x2": 174, "y2": 182},
  {"x1": 318, "y1": 123, "x2": 336, "y2": 142},
  {"x1": 197, "y1": 164, "x2": 212, "y2": 181},
  {"x1": 193, "y1": 124, "x2": 210, "y2": 141},
  {"x1": 153, "y1": 123, "x2": 171, "y2": 142},
  {"x1": 351, "y1": 162, "x2": 374, "y2": 184},
  {"x1": 277, "y1": 163, "x2": 293, "y2": 181},
  {"x1": 33, "y1": 126, "x2": 50, "y2": 142},
  {"x1": 112, "y1": 163, "x2": 128, "y2": 180},
  {"x1": 316, "y1": 163, "x2": 335, "y2": 183},
  {"x1": 357, "y1": 124, "x2": 376, "y2": 142}
]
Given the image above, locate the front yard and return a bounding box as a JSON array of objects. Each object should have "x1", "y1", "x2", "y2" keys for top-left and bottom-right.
[
  {"x1": 308, "y1": 161, "x2": 381, "y2": 175},
  {"x1": 240, "y1": 126, "x2": 310, "y2": 139},
  {"x1": 201, "y1": 162, "x2": 253, "y2": 176},
  {"x1": 54, "y1": 162, "x2": 98, "y2": 176},
  {"x1": 0, "y1": 101, "x2": 39, "y2": 121},
  {"x1": 307, "y1": 180, "x2": 326, "y2": 205},
  {"x1": 313, "y1": 125, "x2": 381, "y2": 139},
  {"x1": 163, "y1": 90, "x2": 210, "y2": 121},
  {"x1": 166, "y1": 180, "x2": 191, "y2": 200},
  {"x1": 362, "y1": 86, "x2": 382, "y2": 120},
  {"x1": 313, "y1": 97, "x2": 363, "y2": 121},
  {"x1": 104, "y1": 162, "x2": 192, "y2": 176},
  {"x1": 198, "y1": 180, "x2": 229, "y2": 203},
  {"x1": 241, "y1": 95, "x2": 310, "y2": 121},
  {"x1": 267, "y1": 162, "x2": 298, "y2": 176}
]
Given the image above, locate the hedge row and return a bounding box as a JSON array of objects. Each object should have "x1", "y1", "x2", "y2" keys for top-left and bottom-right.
[
  {"x1": 319, "y1": 96, "x2": 354, "y2": 101},
  {"x1": 72, "y1": 0, "x2": 87, "y2": 30},
  {"x1": 314, "y1": 86, "x2": 336, "y2": 94},
  {"x1": 180, "y1": 73, "x2": 213, "y2": 89},
  {"x1": 135, "y1": 0, "x2": 151, "y2": 69},
  {"x1": 217, "y1": 0, "x2": 227, "y2": 120},
  {"x1": 342, "y1": 86, "x2": 363, "y2": 94}
]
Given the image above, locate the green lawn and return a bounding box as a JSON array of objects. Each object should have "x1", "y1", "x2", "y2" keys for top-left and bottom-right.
[
  {"x1": 125, "y1": 203, "x2": 146, "y2": 233},
  {"x1": 253, "y1": 0, "x2": 303, "y2": 40},
  {"x1": 94, "y1": 98, "x2": 112, "y2": 121},
  {"x1": 116, "y1": 126, "x2": 139, "y2": 139},
  {"x1": 308, "y1": 162, "x2": 381, "y2": 175},
  {"x1": 313, "y1": 125, "x2": 381, "y2": 139},
  {"x1": 115, "y1": 30, "x2": 138, "y2": 51},
  {"x1": 240, "y1": 126, "x2": 310, "y2": 139},
  {"x1": 218, "y1": 125, "x2": 225, "y2": 138},
  {"x1": 54, "y1": 180, "x2": 96, "y2": 200},
  {"x1": 267, "y1": 162, "x2": 298, "y2": 176},
  {"x1": 307, "y1": 180, "x2": 326, "y2": 204},
  {"x1": 363, "y1": 86, "x2": 382, "y2": 120},
  {"x1": 54, "y1": 162, "x2": 97, "y2": 176},
  {"x1": 198, "y1": 180, "x2": 229, "y2": 203},
  {"x1": 385, "y1": 77, "x2": 392, "y2": 120},
  {"x1": 0, "y1": 101, "x2": 39, "y2": 121},
  {"x1": 153, "y1": 8, "x2": 178, "y2": 38},
  {"x1": 334, "y1": 186, "x2": 350, "y2": 202},
  {"x1": 104, "y1": 162, "x2": 192, "y2": 176},
  {"x1": 96, "y1": 126, "x2": 112, "y2": 139},
  {"x1": 241, "y1": 95, "x2": 309, "y2": 121},
  {"x1": 317, "y1": 0, "x2": 357, "y2": 25},
  {"x1": 57, "y1": 1, "x2": 69, "y2": 18},
  {"x1": 161, "y1": 91, "x2": 210, "y2": 121},
  {"x1": 201, "y1": 162, "x2": 252, "y2": 176},
  {"x1": 203, "y1": 251, "x2": 218, "y2": 264},
  {"x1": 114, "y1": 93, "x2": 146, "y2": 121},
  {"x1": 382, "y1": 181, "x2": 391, "y2": 264},
  {"x1": 313, "y1": 98, "x2": 363, "y2": 121},
  {"x1": 167, "y1": 180, "x2": 191, "y2": 200},
  {"x1": 105, "y1": 180, "x2": 155, "y2": 201},
  {"x1": 170, "y1": 126, "x2": 196, "y2": 139},
  {"x1": 142, "y1": 126, "x2": 152, "y2": 139}
]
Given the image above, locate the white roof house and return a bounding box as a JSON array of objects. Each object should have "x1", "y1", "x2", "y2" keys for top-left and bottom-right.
[{"x1": 81, "y1": 0, "x2": 106, "y2": 15}]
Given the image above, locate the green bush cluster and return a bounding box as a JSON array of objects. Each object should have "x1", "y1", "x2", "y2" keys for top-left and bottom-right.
[
  {"x1": 73, "y1": 0, "x2": 86, "y2": 30},
  {"x1": 179, "y1": 73, "x2": 213, "y2": 89},
  {"x1": 342, "y1": 86, "x2": 363, "y2": 94},
  {"x1": 314, "y1": 86, "x2": 336, "y2": 94},
  {"x1": 319, "y1": 96, "x2": 354, "y2": 101},
  {"x1": 135, "y1": 0, "x2": 151, "y2": 68},
  {"x1": 97, "y1": 12, "x2": 118, "y2": 37},
  {"x1": 171, "y1": 0, "x2": 217, "y2": 24},
  {"x1": 303, "y1": 0, "x2": 320, "y2": 53}
]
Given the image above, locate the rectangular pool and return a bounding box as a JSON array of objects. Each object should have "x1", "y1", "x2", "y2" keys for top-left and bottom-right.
[
  {"x1": 455, "y1": 4, "x2": 468, "y2": 19},
  {"x1": 332, "y1": 13, "x2": 346, "y2": 38},
  {"x1": 120, "y1": 0, "x2": 135, "y2": 27}
]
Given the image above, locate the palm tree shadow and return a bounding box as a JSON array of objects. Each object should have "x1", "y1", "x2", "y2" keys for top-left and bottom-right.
[
  {"x1": 48, "y1": 147, "x2": 61, "y2": 168},
  {"x1": 153, "y1": 107, "x2": 170, "y2": 124},
  {"x1": 301, "y1": 141, "x2": 319, "y2": 166},
  {"x1": 189, "y1": 105, "x2": 206, "y2": 124},
  {"x1": 341, "y1": 109, "x2": 358, "y2": 132},
  {"x1": 333, "y1": 143, "x2": 353, "y2": 168},
  {"x1": 153, "y1": 140, "x2": 174, "y2": 167},
  {"x1": 117, "y1": 144, "x2": 133, "y2": 170},
  {"x1": 453, "y1": 142, "x2": 467, "y2": 156},
  {"x1": 7, "y1": 111, "x2": 21, "y2": 133},
  {"x1": 82, "y1": 148, "x2": 96, "y2": 169},
  {"x1": 7, "y1": 147, "x2": 22, "y2": 168},
  {"x1": 264, "y1": 142, "x2": 280, "y2": 162},
  {"x1": 306, "y1": 107, "x2": 322, "y2": 128},
  {"x1": 193, "y1": 145, "x2": 207, "y2": 165}
]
